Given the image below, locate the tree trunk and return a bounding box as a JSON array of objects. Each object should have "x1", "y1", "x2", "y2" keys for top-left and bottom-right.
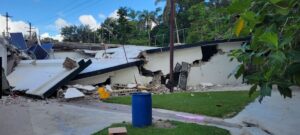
[
  {"x1": 147, "y1": 20, "x2": 151, "y2": 46},
  {"x1": 148, "y1": 29, "x2": 151, "y2": 46}
]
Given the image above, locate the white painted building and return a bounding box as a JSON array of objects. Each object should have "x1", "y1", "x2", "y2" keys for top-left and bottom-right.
[
  {"x1": 0, "y1": 37, "x2": 8, "y2": 75},
  {"x1": 70, "y1": 38, "x2": 248, "y2": 87}
]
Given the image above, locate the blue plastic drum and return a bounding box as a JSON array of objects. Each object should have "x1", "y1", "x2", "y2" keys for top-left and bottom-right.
[{"x1": 132, "y1": 92, "x2": 152, "y2": 127}]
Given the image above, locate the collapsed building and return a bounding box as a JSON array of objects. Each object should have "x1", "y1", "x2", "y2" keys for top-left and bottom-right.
[{"x1": 0, "y1": 32, "x2": 250, "y2": 99}]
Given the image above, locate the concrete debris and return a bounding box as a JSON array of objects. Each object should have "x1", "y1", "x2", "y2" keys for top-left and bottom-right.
[
  {"x1": 64, "y1": 88, "x2": 85, "y2": 99},
  {"x1": 71, "y1": 84, "x2": 96, "y2": 95},
  {"x1": 7, "y1": 59, "x2": 91, "y2": 98},
  {"x1": 57, "y1": 89, "x2": 65, "y2": 99},
  {"x1": 137, "y1": 85, "x2": 151, "y2": 91},
  {"x1": 105, "y1": 85, "x2": 113, "y2": 92},
  {"x1": 72, "y1": 84, "x2": 96, "y2": 91},
  {"x1": 200, "y1": 82, "x2": 214, "y2": 88},
  {"x1": 178, "y1": 62, "x2": 191, "y2": 90},
  {"x1": 141, "y1": 90, "x2": 149, "y2": 93},
  {"x1": 127, "y1": 83, "x2": 137, "y2": 88},
  {"x1": 63, "y1": 57, "x2": 78, "y2": 70}
]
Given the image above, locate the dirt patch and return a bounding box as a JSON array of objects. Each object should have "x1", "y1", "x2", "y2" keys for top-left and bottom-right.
[{"x1": 154, "y1": 120, "x2": 176, "y2": 129}]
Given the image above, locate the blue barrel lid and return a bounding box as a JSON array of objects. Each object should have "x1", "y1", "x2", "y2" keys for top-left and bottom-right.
[{"x1": 132, "y1": 92, "x2": 151, "y2": 96}]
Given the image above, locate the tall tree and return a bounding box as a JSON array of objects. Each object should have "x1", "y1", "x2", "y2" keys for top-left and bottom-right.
[
  {"x1": 138, "y1": 10, "x2": 157, "y2": 45},
  {"x1": 117, "y1": 7, "x2": 131, "y2": 45},
  {"x1": 155, "y1": 0, "x2": 204, "y2": 43},
  {"x1": 155, "y1": 0, "x2": 180, "y2": 43}
]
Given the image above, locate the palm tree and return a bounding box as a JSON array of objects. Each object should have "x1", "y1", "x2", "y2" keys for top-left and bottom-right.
[
  {"x1": 155, "y1": 0, "x2": 180, "y2": 44},
  {"x1": 128, "y1": 8, "x2": 138, "y2": 21},
  {"x1": 138, "y1": 10, "x2": 158, "y2": 45}
]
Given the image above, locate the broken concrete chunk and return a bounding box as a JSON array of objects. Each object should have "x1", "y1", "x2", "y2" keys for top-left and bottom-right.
[
  {"x1": 178, "y1": 62, "x2": 190, "y2": 90},
  {"x1": 200, "y1": 82, "x2": 214, "y2": 88},
  {"x1": 127, "y1": 83, "x2": 137, "y2": 88},
  {"x1": 105, "y1": 85, "x2": 113, "y2": 92},
  {"x1": 72, "y1": 84, "x2": 96, "y2": 91},
  {"x1": 63, "y1": 57, "x2": 78, "y2": 70},
  {"x1": 64, "y1": 88, "x2": 84, "y2": 99}
]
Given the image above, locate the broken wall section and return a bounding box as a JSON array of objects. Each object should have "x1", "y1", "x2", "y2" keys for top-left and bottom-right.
[
  {"x1": 143, "y1": 41, "x2": 243, "y2": 87},
  {"x1": 188, "y1": 42, "x2": 243, "y2": 86}
]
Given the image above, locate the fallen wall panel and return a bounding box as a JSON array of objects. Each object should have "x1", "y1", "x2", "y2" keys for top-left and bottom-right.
[{"x1": 7, "y1": 59, "x2": 92, "y2": 98}]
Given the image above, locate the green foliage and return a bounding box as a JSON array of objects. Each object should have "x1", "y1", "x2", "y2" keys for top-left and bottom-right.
[
  {"x1": 186, "y1": 2, "x2": 233, "y2": 43},
  {"x1": 61, "y1": 25, "x2": 97, "y2": 43},
  {"x1": 117, "y1": 7, "x2": 131, "y2": 45},
  {"x1": 228, "y1": 0, "x2": 300, "y2": 101},
  {"x1": 61, "y1": 7, "x2": 160, "y2": 46}
]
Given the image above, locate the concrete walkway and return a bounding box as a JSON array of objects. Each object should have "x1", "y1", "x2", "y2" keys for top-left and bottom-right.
[{"x1": 227, "y1": 89, "x2": 300, "y2": 135}]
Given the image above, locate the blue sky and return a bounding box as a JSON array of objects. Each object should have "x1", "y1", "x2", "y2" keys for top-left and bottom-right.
[{"x1": 0, "y1": 0, "x2": 165, "y2": 38}]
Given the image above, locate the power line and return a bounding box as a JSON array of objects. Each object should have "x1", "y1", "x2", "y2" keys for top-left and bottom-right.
[{"x1": 33, "y1": 0, "x2": 100, "y2": 24}]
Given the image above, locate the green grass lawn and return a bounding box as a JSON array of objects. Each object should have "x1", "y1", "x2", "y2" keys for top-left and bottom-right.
[
  {"x1": 104, "y1": 91, "x2": 258, "y2": 118},
  {"x1": 93, "y1": 121, "x2": 230, "y2": 135}
]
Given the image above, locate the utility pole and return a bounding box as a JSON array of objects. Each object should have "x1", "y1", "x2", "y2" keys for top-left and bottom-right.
[
  {"x1": 2, "y1": 12, "x2": 12, "y2": 37},
  {"x1": 169, "y1": 0, "x2": 175, "y2": 92},
  {"x1": 27, "y1": 22, "x2": 35, "y2": 40}
]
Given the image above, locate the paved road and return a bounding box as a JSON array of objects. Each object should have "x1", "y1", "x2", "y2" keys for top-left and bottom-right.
[{"x1": 1, "y1": 88, "x2": 299, "y2": 135}]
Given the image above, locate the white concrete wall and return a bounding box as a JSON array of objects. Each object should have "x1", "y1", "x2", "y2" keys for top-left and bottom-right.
[
  {"x1": 144, "y1": 41, "x2": 243, "y2": 86},
  {"x1": 0, "y1": 40, "x2": 7, "y2": 75},
  {"x1": 69, "y1": 66, "x2": 152, "y2": 85},
  {"x1": 144, "y1": 46, "x2": 202, "y2": 73},
  {"x1": 188, "y1": 42, "x2": 242, "y2": 85}
]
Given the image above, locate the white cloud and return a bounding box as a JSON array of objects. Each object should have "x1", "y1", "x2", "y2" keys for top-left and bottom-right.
[
  {"x1": 98, "y1": 13, "x2": 106, "y2": 19},
  {"x1": 79, "y1": 15, "x2": 99, "y2": 30},
  {"x1": 109, "y1": 10, "x2": 119, "y2": 19},
  {"x1": 41, "y1": 32, "x2": 63, "y2": 42},
  {"x1": 55, "y1": 18, "x2": 69, "y2": 29},
  {"x1": 0, "y1": 15, "x2": 34, "y2": 35},
  {"x1": 40, "y1": 32, "x2": 50, "y2": 38}
]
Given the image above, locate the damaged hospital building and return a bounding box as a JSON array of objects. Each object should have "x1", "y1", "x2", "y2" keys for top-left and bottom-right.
[{"x1": 1, "y1": 32, "x2": 249, "y2": 99}]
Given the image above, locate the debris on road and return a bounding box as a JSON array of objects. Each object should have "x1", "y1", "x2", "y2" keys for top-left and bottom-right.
[
  {"x1": 64, "y1": 88, "x2": 85, "y2": 100},
  {"x1": 71, "y1": 84, "x2": 96, "y2": 94}
]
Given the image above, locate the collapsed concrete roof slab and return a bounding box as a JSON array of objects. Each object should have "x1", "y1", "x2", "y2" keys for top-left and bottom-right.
[
  {"x1": 72, "y1": 45, "x2": 156, "y2": 80},
  {"x1": 7, "y1": 59, "x2": 92, "y2": 98},
  {"x1": 74, "y1": 60, "x2": 144, "y2": 80}
]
